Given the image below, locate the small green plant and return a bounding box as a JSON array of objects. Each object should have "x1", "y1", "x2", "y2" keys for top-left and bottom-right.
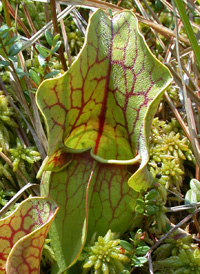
[
  {"x1": 36, "y1": 9, "x2": 172, "y2": 273},
  {"x1": 0, "y1": 185, "x2": 15, "y2": 209},
  {"x1": 136, "y1": 185, "x2": 168, "y2": 233},
  {"x1": 9, "y1": 137, "x2": 40, "y2": 171},
  {"x1": 79, "y1": 230, "x2": 130, "y2": 273},
  {"x1": 149, "y1": 118, "x2": 194, "y2": 192},
  {"x1": 120, "y1": 229, "x2": 150, "y2": 269},
  {"x1": 0, "y1": 90, "x2": 18, "y2": 155},
  {"x1": 154, "y1": 232, "x2": 200, "y2": 274},
  {"x1": 185, "y1": 179, "x2": 200, "y2": 204},
  {"x1": 0, "y1": 25, "x2": 22, "y2": 70},
  {"x1": 1, "y1": 1, "x2": 199, "y2": 273},
  {"x1": 136, "y1": 189, "x2": 160, "y2": 216},
  {"x1": 26, "y1": 30, "x2": 65, "y2": 89}
]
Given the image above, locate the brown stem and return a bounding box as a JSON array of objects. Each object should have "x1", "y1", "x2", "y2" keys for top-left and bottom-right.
[
  {"x1": 193, "y1": 214, "x2": 200, "y2": 237},
  {"x1": 147, "y1": 207, "x2": 200, "y2": 255},
  {"x1": 164, "y1": 91, "x2": 191, "y2": 141},
  {"x1": 56, "y1": 3, "x2": 72, "y2": 66},
  {"x1": 22, "y1": 1, "x2": 37, "y2": 35},
  {"x1": 196, "y1": 165, "x2": 200, "y2": 181},
  {"x1": 50, "y1": 0, "x2": 67, "y2": 71},
  {"x1": 145, "y1": 217, "x2": 156, "y2": 244},
  {"x1": 44, "y1": 3, "x2": 50, "y2": 23},
  {"x1": 6, "y1": 0, "x2": 31, "y2": 38}
]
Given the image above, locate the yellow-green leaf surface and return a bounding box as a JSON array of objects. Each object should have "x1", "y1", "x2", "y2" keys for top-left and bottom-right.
[
  {"x1": 41, "y1": 152, "x2": 139, "y2": 273},
  {"x1": 36, "y1": 9, "x2": 172, "y2": 174},
  {"x1": 36, "y1": 9, "x2": 172, "y2": 273},
  {"x1": 0, "y1": 197, "x2": 58, "y2": 274}
]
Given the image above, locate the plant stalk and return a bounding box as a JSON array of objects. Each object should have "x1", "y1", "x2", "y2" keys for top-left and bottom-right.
[{"x1": 50, "y1": 0, "x2": 67, "y2": 71}]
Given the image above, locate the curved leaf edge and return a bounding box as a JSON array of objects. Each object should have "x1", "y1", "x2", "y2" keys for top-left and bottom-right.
[
  {"x1": 0, "y1": 197, "x2": 58, "y2": 273},
  {"x1": 36, "y1": 9, "x2": 173, "y2": 194}
]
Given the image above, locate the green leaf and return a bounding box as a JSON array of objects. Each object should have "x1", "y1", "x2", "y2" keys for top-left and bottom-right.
[
  {"x1": 45, "y1": 30, "x2": 53, "y2": 46},
  {"x1": 145, "y1": 205, "x2": 159, "y2": 215},
  {"x1": 37, "y1": 9, "x2": 172, "y2": 273},
  {"x1": 185, "y1": 189, "x2": 198, "y2": 204},
  {"x1": 29, "y1": 69, "x2": 41, "y2": 85},
  {"x1": 0, "y1": 60, "x2": 10, "y2": 67},
  {"x1": 132, "y1": 256, "x2": 148, "y2": 267},
  {"x1": 190, "y1": 178, "x2": 200, "y2": 192},
  {"x1": 0, "y1": 25, "x2": 10, "y2": 39},
  {"x1": 35, "y1": 44, "x2": 50, "y2": 58},
  {"x1": 52, "y1": 33, "x2": 60, "y2": 46},
  {"x1": 51, "y1": 41, "x2": 62, "y2": 55},
  {"x1": 145, "y1": 189, "x2": 158, "y2": 201},
  {"x1": 32, "y1": 67, "x2": 44, "y2": 75},
  {"x1": 4, "y1": 35, "x2": 21, "y2": 46},
  {"x1": 44, "y1": 70, "x2": 60, "y2": 79},
  {"x1": 129, "y1": 231, "x2": 136, "y2": 239},
  {"x1": 25, "y1": 89, "x2": 37, "y2": 95},
  {"x1": 185, "y1": 179, "x2": 200, "y2": 204},
  {"x1": 175, "y1": 0, "x2": 200, "y2": 68},
  {"x1": 38, "y1": 53, "x2": 47, "y2": 67},
  {"x1": 8, "y1": 56, "x2": 17, "y2": 63},
  {"x1": 135, "y1": 205, "x2": 144, "y2": 214},
  {"x1": 37, "y1": 9, "x2": 172, "y2": 191},
  {"x1": 135, "y1": 246, "x2": 150, "y2": 256},
  {"x1": 16, "y1": 67, "x2": 29, "y2": 78},
  {"x1": 8, "y1": 42, "x2": 23, "y2": 57},
  {"x1": 0, "y1": 197, "x2": 58, "y2": 273},
  {"x1": 120, "y1": 240, "x2": 133, "y2": 252},
  {"x1": 156, "y1": 256, "x2": 185, "y2": 268},
  {"x1": 41, "y1": 152, "x2": 138, "y2": 272},
  {"x1": 136, "y1": 199, "x2": 145, "y2": 207}
]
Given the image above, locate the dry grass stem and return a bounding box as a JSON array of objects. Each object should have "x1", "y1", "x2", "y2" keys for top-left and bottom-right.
[
  {"x1": 0, "y1": 183, "x2": 39, "y2": 218},
  {"x1": 50, "y1": 0, "x2": 67, "y2": 70}
]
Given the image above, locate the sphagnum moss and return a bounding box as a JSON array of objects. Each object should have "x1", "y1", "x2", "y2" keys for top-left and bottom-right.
[
  {"x1": 149, "y1": 118, "x2": 195, "y2": 192},
  {"x1": 0, "y1": 90, "x2": 18, "y2": 152},
  {"x1": 79, "y1": 230, "x2": 130, "y2": 274},
  {"x1": 9, "y1": 137, "x2": 41, "y2": 172},
  {"x1": 1, "y1": 1, "x2": 200, "y2": 273}
]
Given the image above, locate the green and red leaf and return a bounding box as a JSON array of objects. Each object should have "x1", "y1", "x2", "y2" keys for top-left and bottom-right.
[
  {"x1": 36, "y1": 9, "x2": 172, "y2": 169},
  {"x1": 0, "y1": 197, "x2": 58, "y2": 274},
  {"x1": 36, "y1": 9, "x2": 172, "y2": 273},
  {"x1": 41, "y1": 152, "x2": 139, "y2": 272}
]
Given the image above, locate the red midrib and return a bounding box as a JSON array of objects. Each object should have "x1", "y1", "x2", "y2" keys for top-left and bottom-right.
[{"x1": 94, "y1": 20, "x2": 113, "y2": 155}]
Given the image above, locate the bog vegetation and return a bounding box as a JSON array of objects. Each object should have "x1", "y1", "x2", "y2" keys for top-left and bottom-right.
[{"x1": 0, "y1": 0, "x2": 200, "y2": 274}]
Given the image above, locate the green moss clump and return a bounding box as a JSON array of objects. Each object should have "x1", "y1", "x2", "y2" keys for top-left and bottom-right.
[
  {"x1": 149, "y1": 118, "x2": 194, "y2": 192},
  {"x1": 79, "y1": 230, "x2": 130, "y2": 274}
]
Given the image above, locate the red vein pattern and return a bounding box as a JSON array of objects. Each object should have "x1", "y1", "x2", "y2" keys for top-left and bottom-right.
[
  {"x1": 41, "y1": 152, "x2": 138, "y2": 271},
  {"x1": 37, "y1": 9, "x2": 172, "y2": 273},
  {"x1": 36, "y1": 10, "x2": 172, "y2": 163},
  {"x1": 0, "y1": 198, "x2": 58, "y2": 274}
]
